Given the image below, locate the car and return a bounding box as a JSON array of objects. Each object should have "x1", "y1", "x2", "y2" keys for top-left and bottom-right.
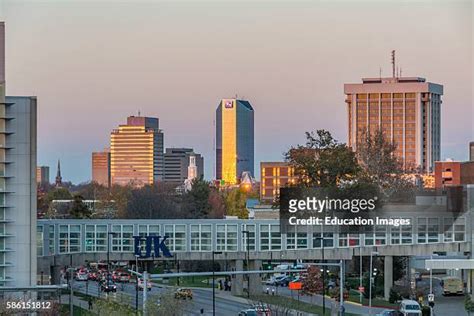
[
  {"x1": 137, "y1": 278, "x2": 152, "y2": 291},
  {"x1": 276, "y1": 276, "x2": 292, "y2": 287},
  {"x1": 88, "y1": 271, "x2": 98, "y2": 281},
  {"x1": 265, "y1": 275, "x2": 286, "y2": 286},
  {"x1": 174, "y1": 288, "x2": 193, "y2": 300},
  {"x1": 116, "y1": 272, "x2": 130, "y2": 283},
  {"x1": 100, "y1": 280, "x2": 117, "y2": 292},
  {"x1": 414, "y1": 272, "x2": 422, "y2": 281},
  {"x1": 238, "y1": 309, "x2": 258, "y2": 316},
  {"x1": 75, "y1": 271, "x2": 89, "y2": 281},
  {"x1": 399, "y1": 299, "x2": 421, "y2": 316}
]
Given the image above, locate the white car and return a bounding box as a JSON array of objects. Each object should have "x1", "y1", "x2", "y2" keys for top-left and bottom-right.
[
  {"x1": 75, "y1": 271, "x2": 89, "y2": 281},
  {"x1": 399, "y1": 299, "x2": 421, "y2": 316}
]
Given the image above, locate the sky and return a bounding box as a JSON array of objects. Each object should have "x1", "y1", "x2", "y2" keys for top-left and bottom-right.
[{"x1": 0, "y1": 0, "x2": 472, "y2": 184}]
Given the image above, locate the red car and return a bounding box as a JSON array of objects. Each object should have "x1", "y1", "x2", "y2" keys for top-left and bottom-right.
[{"x1": 88, "y1": 271, "x2": 98, "y2": 281}]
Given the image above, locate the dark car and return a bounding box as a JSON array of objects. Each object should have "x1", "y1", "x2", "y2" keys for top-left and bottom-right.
[
  {"x1": 100, "y1": 280, "x2": 117, "y2": 292},
  {"x1": 276, "y1": 276, "x2": 292, "y2": 287}
]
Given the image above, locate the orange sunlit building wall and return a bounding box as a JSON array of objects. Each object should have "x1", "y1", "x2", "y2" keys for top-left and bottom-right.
[
  {"x1": 260, "y1": 162, "x2": 296, "y2": 203},
  {"x1": 345, "y1": 76, "x2": 443, "y2": 173},
  {"x1": 110, "y1": 116, "x2": 164, "y2": 187}
]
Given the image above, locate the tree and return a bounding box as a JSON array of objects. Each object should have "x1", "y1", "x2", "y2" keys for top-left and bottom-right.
[
  {"x1": 356, "y1": 129, "x2": 417, "y2": 201},
  {"x1": 184, "y1": 176, "x2": 211, "y2": 218},
  {"x1": 285, "y1": 130, "x2": 360, "y2": 188},
  {"x1": 208, "y1": 189, "x2": 225, "y2": 219},
  {"x1": 46, "y1": 187, "x2": 72, "y2": 201},
  {"x1": 69, "y1": 194, "x2": 92, "y2": 218},
  {"x1": 302, "y1": 266, "x2": 323, "y2": 295},
  {"x1": 124, "y1": 183, "x2": 183, "y2": 219},
  {"x1": 223, "y1": 188, "x2": 248, "y2": 218}
]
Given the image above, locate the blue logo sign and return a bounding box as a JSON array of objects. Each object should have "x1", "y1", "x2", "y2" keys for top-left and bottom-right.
[{"x1": 133, "y1": 235, "x2": 173, "y2": 258}]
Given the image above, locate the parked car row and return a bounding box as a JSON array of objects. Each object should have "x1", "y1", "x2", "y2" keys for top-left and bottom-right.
[{"x1": 73, "y1": 267, "x2": 131, "y2": 283}]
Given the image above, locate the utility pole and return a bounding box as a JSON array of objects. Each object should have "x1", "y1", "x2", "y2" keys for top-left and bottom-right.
[{"x1": 143, "y1": 271, "x2": 148, "y2": 316}]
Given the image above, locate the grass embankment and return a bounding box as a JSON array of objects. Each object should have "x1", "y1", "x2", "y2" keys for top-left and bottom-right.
[
  {"x1": 249, "y1": 294, "x2": 360, "y2": 316},
  {"x1": 347, "y1": 289, "x2": 398, "y2": 308}
]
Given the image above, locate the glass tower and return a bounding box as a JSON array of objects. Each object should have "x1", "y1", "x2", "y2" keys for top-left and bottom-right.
[{"x1": 216, "y1": 99, "x2": 254, "y2": 184}]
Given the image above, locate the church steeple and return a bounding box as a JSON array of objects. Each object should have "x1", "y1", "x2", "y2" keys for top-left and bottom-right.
[{"x1": 55, "y1": 159, "x2": 62, "y2": 187}]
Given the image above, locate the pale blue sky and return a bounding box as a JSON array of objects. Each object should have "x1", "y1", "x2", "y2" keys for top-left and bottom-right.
[{"x1": 1, "y1": 0, "x2": 472, "y2": 183}]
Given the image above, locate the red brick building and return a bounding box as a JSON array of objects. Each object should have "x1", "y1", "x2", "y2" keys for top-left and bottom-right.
[{"x1": 434, "y1": 161, "x2": 474, "y2": 189}]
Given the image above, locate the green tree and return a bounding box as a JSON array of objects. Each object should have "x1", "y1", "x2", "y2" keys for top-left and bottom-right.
[
  {"x1": 285, "y1": 130, "x2": 360, "y2": 188},
  {"x1": 223, "y1": 188, "x2": 248, "y2": 218},
  {"x1": 69, "y1": 194, "x2": 92, "y2": 218},
  {"x1": 46, "y1": 187, "x2": 72, "y2": 201},
  {"x1": 185, "y1": 176, "x2": 211, "y2": 218}
]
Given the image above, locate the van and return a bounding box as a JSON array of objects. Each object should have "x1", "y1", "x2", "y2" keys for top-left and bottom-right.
[
  {"x1": 399, "y1": 299, "x2": 421, "y2": 316},
  {"x1": 442, "y1": 276, "x2": 464, "y2": 295}
]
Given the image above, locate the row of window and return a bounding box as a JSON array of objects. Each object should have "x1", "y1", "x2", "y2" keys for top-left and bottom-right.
[{"x1": 37, "y1": 218, "x2": 467, "y2": 255}]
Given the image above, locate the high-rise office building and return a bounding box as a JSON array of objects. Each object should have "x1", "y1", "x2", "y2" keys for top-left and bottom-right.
[
  {"x1": 0, "y1": 22, "x2": 37, "y2": 289},
  {"x1": 163, "y1": 148, "x2": 203, "y2": 184},
  {"x1": 36, "y1": 166, "x2": 49, "y2": 185},
  {"x1": 92, "y1": 149, "x2": 111, "y2": 187},
  {"x1": 216, "y1": 99, "x2": 254, "y2": 184},
  {"x1": 344, "y1": 76, "x2": 443, "y2": 172},
  {"x1": 260, "y1": 162, "x2": 296, "y2": 202},
  {"x1": 470, "y1": 142, "x2": 474, "y2": 162},
  {"x1": 110, "y1": 116, "x2": 164, "y2": 186}
]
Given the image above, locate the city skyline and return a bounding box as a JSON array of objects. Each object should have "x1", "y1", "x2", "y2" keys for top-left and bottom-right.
[{"x1": 1, "y1": 0, "x2": 472, "y2": 183}]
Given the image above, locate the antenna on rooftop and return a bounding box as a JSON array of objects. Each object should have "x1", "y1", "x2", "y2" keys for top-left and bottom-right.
[
  {"x1": 379, "y1": 67, "x2": 382, "y2": 79},
  {"x1": 400, "y1": 67, "x2": 402, "y2": 77},
  {"x1": 391, "y1": 50, "x2": 396, "y2": 78},
  {"x1": 138, "y1": 110, "x2": 141, "y2": 116}
]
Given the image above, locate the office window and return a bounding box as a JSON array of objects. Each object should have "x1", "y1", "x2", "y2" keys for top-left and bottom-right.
[
  {"x1": 85, "y1": 225, "x2": 107, "y2": 252},
  {"x1": 216, "y1": 224, "x2": 237, "y2": 251},
  {"x1": 191, "y1": 224, "x2": 212, "y2": 251},
  {"x1": 312, "y1": 232, "x2": 334, "y2": 248},
  {"x1": 241, "y1": 224, "x2": 256, "y2": 251},
  {"x1": 37, "y1": 225, "x2": 44, "y2": 257},
  {"x1": 164, "y1": 224, "x2": 187, "y2": 252}
]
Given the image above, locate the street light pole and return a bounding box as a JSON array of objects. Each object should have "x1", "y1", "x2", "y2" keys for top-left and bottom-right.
[
  {"x1": 369, "y1": 251, "x2": 378, "y2": 315},
  {"x1": 107, "y1": 232, "x2": 115, "y2": 282},
  {"x1": 212, "y1": 251, "x2": 222, "y2": 316},
  {"x1": 359, "y1": 245, "x2": 363, "y2": 304},
  {"x1": 243, "y1": 230, "x2": 250, "y2": 299},
  {"x1": 135, "y1": 255, "x2": 139, "y2": 312}
]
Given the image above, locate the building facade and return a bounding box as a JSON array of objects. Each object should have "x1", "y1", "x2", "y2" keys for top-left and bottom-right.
[
  {"x1": 92, "y1": 150, "x2": 111, "y2": 187},
  {"x1": 110, "y1": 116, "x2": 164, "y2": 186},
  {"x1": 434, "y1": 161, "x2": 474, "y2": 189},
  {"x1": 216, "y1": 99, "x2": 254, "y2": 184},
  {"x1": 260, "y1": 162, "x2": 296, "y2": 203},
  {"x1": 470, "y1": 142, "x2": 474, "y2": 162},
  {"x1": 4, "y1": 96, "x2": 37, "y2": 288},
  {"x1": 36, "y1": 166, "x2": 49, "y2": 185},
  {"x1": 0, "y1": 22, "x2": 37, "y2": 289},
  {"x1": 163, "y1": 148, "x2": 203, "y2": 184},
  {"x1": 344, "y1": 77, "x2": 443, "y2": 172}
]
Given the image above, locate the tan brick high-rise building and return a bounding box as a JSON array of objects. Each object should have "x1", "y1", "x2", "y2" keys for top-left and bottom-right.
[
  {"x1": 344, "y1": 76, "x2": 443, "y2": 172},
  {"x1": 110, "y1": 116, "x2": 164, "y2": 186},
  {"x1": 92, "y1": 150, "x2": 111, "y2": 187},
  {"x1": 260, "y1": 162, "x2": 296, "y2": 203}
]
